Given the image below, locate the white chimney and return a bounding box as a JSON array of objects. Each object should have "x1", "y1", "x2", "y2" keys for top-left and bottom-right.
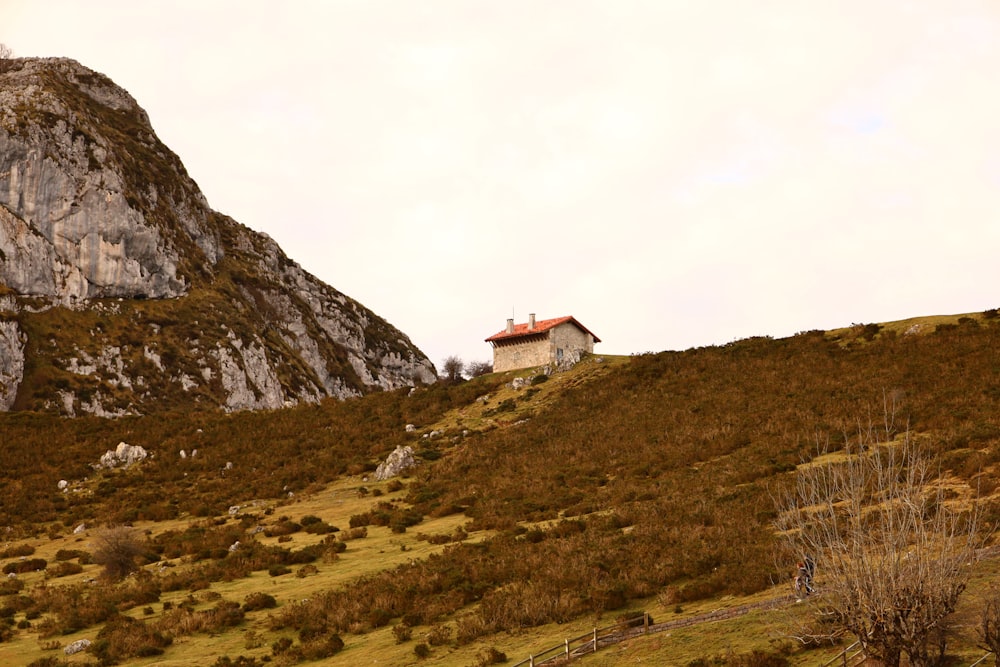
[
  {"x1": 528, "y1": 313, "x2": 536, "y2": 330},
  {"x1": 505, "y1": 318, "x2": 514, "y2": 334}
]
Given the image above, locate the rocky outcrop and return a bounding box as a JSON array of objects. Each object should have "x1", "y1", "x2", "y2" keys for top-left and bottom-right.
[
  {"x1": 64, "y1": 639, "x2": 92, "y2": 656},
  {"x1": 0, "y1": 58, "x2": 436, "y2": 415},
  {"x1": 0, "y1": 60, "x2": 196, "y2": 301},
  {"x1": 0, "y1": 296, "x2": 24, "y2": 410},
  {"x1": 96, "y1": 441, "x2": 148, "y2": 469},
  {"x1": 374, "y1": 445, "x2": 418, "y2": 481}
]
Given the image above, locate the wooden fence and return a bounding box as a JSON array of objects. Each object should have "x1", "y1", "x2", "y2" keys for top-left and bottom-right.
[
  {"x1": 512, "y1": 596, "x2": 792, "y2": 667},
  {"x1": 512, "y1": 600, "x2": 996, "y2": 666},
  {"x1": 820, "y1": 640, "x2": 864, "y2": 667},
  {"x1": 510, "y1": 613, "x2": 652, "y2": 667}
]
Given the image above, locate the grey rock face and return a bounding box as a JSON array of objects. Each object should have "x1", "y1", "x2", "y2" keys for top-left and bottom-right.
[
  {"x1": 374, "y1": 445, "x2": 418, "y2": 481},
  {"x1": 0, "y1": 316, "x2": 25, "y2": 410},
  {"x1": 0, "y1": 58, "x2": 436, "y2": 414},
  {"x1": 0, "y1": 59, "x2": 195, "y2": 300}
]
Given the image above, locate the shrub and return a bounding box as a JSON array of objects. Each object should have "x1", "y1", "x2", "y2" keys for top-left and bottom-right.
[
  {"x1": 426, "y1": 623, "x2": 452, "y2": 646},
  {"x1": 322, "y1": 537, "x2": 347, "y2": 553},
  {"x1": 54, "y1": 549, "x2": 90, "y2": 563},
  {"x1": 341, "y1": 527, "x2": 367, "y2": 540},
  {"x1": 393, "y1": 623, "x2": 412, "y2": 643},
  {"x1": 530, "y1": 373, "x2": 549, "y2": 385},
  {"x1": 368, "y1": 608, "x2": 392, "y2": 628},
  {"x1": 93, "y1": 613, "x2": 172, "y2": 663},
  {"x1": 3, "y1": 558, "x2": 47, "y2": 574},
  {"x1": 0, "y1": 544, "x2": 35, "y2": 559},
  {"x1": 91, "y1": 526, "x2": 145, "y2": 581},
  {"x1": 271, "y1": 637, "x2": 293, "y2": 655},
  {"x1": 414, "y1": 642, "x2": 430, "y2": 659},
  {"x1": 727, "y1": 649, "x2": 791, "y2": 667},
  {"x1": 0, "y1": 578, "x2": 24, "y2": 596},
  {"x1": 242, "y1": 592, "x2": 277, "y2": 612},
  {"x1": 268, "y1": 564, "x2": 291, "y2": 577},
  {"x1": 212, "y1": 656, "x2": 265, "y2": 667},
  {"x1": 303, "y1": 521, "x2": 334, "y2": 535},
  {"x1": 475, "y1": 646, "x2": 507, "y2": 666},
  {"x1": 263, "y1": 520, "x2": 301, "y2": 537},
  {"x1": 206, "y1": 600, "x2": 244, "y2": 628},
  {"x1": 26, "y1": 659, "x2": 65, "y2": 667},
  {"x1": 299, "y1": 634, "x2": 344, "y2": 660},
  {"x1": 46, "y1": 561, "x2": 83, "y2": 578}
]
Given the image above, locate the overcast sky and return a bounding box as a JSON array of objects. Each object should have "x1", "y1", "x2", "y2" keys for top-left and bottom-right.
[{"x1": 5, "y1": 1, "x2": 1000, "y2": 371}]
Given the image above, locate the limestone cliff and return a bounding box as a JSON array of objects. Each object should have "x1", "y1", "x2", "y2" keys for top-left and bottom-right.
[{"x1": 0, "y1": 57, "x2": 436, "y2": 415}]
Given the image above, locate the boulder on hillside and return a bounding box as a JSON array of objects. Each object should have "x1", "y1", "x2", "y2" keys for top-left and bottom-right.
[
  {"x1": 374, "y1": 445, "x2": 417, "y2": 481},
  {"x1": 64, "y1": 638, "x2": 91, "y2": 655},
  {"x1": 96, "y1": 441, "x2": 148, "y2": 469}
]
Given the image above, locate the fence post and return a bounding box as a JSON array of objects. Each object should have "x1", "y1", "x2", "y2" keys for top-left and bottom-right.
[
  {"x1": 593, "y1": 627, "x2": 598, "y2": 653},
  {"x1": 565, "y1": 638, "x2": 569, "y2": 656},
  {"x1": 529, "y1": 655, "x2": 534, "y2": 667},
  {"x1": 644, "y1": 612, "x2": 649, "y2": 632}
]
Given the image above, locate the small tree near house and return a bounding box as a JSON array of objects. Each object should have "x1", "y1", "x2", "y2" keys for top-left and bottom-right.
[
  {"x1": 0, "y1": 44, "x2": 13, "y2": 73},
  {"x1": 466, "y1": 360, "x2": 493, "y2": 377},
  {"x1": 441, "y1": 356, "x2": 464, "y2": 383}
]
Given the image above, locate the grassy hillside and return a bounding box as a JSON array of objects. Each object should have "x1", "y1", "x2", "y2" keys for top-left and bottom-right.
[{"x1": 2, "y1": 310, "x2": 1000, "y2": 665}]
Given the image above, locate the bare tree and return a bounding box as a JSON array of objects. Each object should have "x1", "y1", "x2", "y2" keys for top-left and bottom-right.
[
  {"x1": 466, "y1": 360, "x2": 493, "y2": 377},
  {"x1": 0, "y1": 43, "x2": 13, "y2": 74},
  {"x1": 92, "y1": 525, "x2": 146, "y2": 581},
  {"x1": 977, "y1": 585, "x2": 1000, "y2": 656},
  {"x1": 774, "y1": 422, "x2": 984, "y2": 666},
  {"x1": 441, "y1": 356, "x2": 464, "y2": 383}
]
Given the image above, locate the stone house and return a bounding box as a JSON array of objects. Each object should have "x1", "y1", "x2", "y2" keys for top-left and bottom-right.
[{"x1": 485, "y1": 314, "x2": 600, "y2": 373}]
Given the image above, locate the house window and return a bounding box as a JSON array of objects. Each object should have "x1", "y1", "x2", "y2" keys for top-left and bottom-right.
[{"x1": 556, "y1": 348, "x2": 564, "y2": 361}]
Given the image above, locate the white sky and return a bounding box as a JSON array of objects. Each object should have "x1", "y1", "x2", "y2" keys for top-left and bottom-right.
[{"x1": 4, "y1": 1, "x2": 1000, "y2": 371}]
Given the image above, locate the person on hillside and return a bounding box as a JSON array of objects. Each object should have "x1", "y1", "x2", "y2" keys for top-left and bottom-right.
[
  {"x1": 794, "y1": 561, "x2": 813, "y2": 599},
  {"x1": 803, "y1": 555, "x2": 816, "y2": 592}
]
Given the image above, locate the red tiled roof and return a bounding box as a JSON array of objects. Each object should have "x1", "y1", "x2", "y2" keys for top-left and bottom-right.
[{"x1": 485, "y1": 316, "x2": 601, "y2": 343}]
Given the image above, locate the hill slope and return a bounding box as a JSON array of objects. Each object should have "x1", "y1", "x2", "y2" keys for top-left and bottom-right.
[
  {"x1": 0, "y1": 57, "x2": 436, "y2": 415},
  {"x1": 0, "y1": 311, "x2": 999, "y2": 664}
]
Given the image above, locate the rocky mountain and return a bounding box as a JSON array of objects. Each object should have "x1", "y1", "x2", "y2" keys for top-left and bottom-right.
[{"x1": 0, "y1": 57, "x2": 437, "y2": 415}]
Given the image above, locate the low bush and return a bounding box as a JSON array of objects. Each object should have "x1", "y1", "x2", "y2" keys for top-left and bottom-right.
[
  {"x1": 0, "y1": 578, "x2": 24, "y2": 595},
  {"x1": 297, "y1": 633, "x2": 344, "y2": 660},
  {"x1": 242, "y1": 592, "x2": 277, "y2": 612},
  {"x1": 476, "y1": 646, "x2": 508, "y2": 666},
  {"x1": 54, "y1": 549, "x2": 90, "y2": 563},
  {"x1": 92, "y1": 613, "x2": 172, "y2": 663},
  {"x1": 45, "y1": 561, "x2": 83, "y2": 578},
  {"x1": 0, "y1": 544, "x2": 35, "y2": 559},
  {"x1": 263, "y1": 519, "x2": 301, "y2": 537},
  {"x1": 426, "y1": 623, "x2": 452, "y2": 646},
  {"x1": 341, "y1": 527, "x2": 367, "y2": 540},
  {"x1": 393, "y1": 623, "x2": 412, "y2": 643},
  {"x1": 3, "y1": 558, "x2": 46, "y2": 574}
]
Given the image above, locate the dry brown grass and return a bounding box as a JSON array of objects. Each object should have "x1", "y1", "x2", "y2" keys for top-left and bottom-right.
[{"x1": 3, "y1": 311, "x2": 1000, "y2": 664}]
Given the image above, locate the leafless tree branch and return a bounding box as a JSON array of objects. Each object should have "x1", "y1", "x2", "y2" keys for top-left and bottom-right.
[{"x1": 774, "y1": 420, "x2": 985, "y2": 667}]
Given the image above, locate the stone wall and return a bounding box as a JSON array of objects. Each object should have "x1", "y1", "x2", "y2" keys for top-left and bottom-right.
[
  {"x1": 491, "y1": 323, "x2": 595, "y2": 373},
  {"x1": 549, "y1": 322, "x2": 595, "y2": 364},
  {"x1": 492, "y1": 335, "x2": 550, "y2": 373}
]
